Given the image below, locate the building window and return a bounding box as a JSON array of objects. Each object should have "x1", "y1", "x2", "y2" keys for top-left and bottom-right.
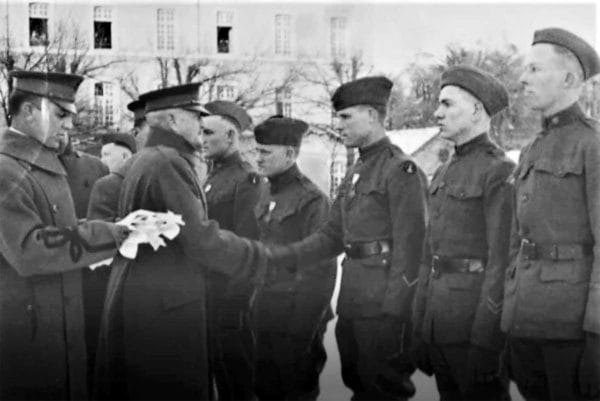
[
  {"x1": 29, "y1": 2, "x2": 48, "y2": 46},
  {"x1": 275, "y1": 87, "x2": 292, "y2": 117},
  {"x1": 217, "y1": 11, "x2": 233, "y2": 54},
  {"x1": 330, "y1": 17, "x2": 347, "y2": 58},
  {"x1": 216, "y1": 85, "x2": 235, "y2": 101},
  {"x1": 157, "y1": 8, "x2": 174, "y2": 51},
  {"x1": 94, "y1": 82, "x2": 114, "y2": 126},
  {"x1": 93, "y1": 6, "x2": 112, "y2": 49},
  {"x1": 330, "y1": 159, "x2": 345, "y2": 197},
  {"x1": 274, "y1": 14, "x2": 291, "y2": 55}
]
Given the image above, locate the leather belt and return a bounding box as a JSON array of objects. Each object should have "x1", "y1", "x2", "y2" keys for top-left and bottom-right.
[
  {"x1": 431, "y1": 255, "x2": 485, "y2": 279},
  {"x1": 344, "y1": 240, "x2": 391, "y2": 260},
  {"x1": 519, "y1": 238, "x2": 593, "y2": 261}
]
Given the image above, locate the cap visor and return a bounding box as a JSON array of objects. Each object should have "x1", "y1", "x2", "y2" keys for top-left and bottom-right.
[
  {"x1": 51, "y1": 99, "x2": 77, "y2": 114},
  {"x1": 183, "y1": 104, "x2": 211, "y2": 116}
]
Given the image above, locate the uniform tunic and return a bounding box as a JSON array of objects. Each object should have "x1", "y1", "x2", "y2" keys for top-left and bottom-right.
[
  {"x1": 253, "y1": 164, "x2": 336, "y2": 400},
  {"x1": 290, "y1": 136, "x2": 428, "y2": 400},
  {"x1": 501, "y1": 103, "x2": 600, "y2": 400},
  {"x1": 0, "y1": 129, "x2": 120, "y2": 400},
  {"x1": 204, "y1": 151, "x2": 263, "y2": 400},
  {"x1": 413, "y1": 133, "x2": 514, "y2": 400}
]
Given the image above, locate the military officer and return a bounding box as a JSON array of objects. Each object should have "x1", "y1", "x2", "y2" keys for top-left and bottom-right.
[
  {"x1": 0, "y1": 71, "x2": 129, "y2": 400},
  {"x1": 94, "y1": 83, "x2": 270, "y2": 400},
  {"x1": 252, "y1": 116, "x2": 336, "y2": 400},
  {"x1": 87, "y1": 99, "x2": 146, "y2": 222},
  {"x1": 270, "y1": 77, "x2": 428, "y2": 400},
  {"x1": 501, "y1": 27, "x2": 600, "y2": 400},
  {"x1": 100, "y1": 133, "x2": 136, "y2": 173},
  {"x1": 201, "y1": 100, "x2": 262, "y2": 400},
  {"x1": 411, "y1": 65, "x2": 515, "y2": 400}
]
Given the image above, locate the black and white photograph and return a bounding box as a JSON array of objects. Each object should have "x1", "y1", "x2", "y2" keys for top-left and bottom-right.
[{"x1": 0, "y1": 0, "x2": 598, "y2": 400}]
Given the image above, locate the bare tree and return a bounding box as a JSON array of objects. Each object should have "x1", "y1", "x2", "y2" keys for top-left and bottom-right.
[{"x1": 0, "y1": 18, "x2": 123, "y2": 127}]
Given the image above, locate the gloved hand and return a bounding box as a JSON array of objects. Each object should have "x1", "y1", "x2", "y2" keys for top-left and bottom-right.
[
  {"x1": 409, "y1": 336, "x2": 433, "y2": 376},
  {"x1": 467, "y1": 345, "x2": 500, "y2": 384},
  {"x1": 579, "y1": 332, "x2": 600, "y2": 398}
]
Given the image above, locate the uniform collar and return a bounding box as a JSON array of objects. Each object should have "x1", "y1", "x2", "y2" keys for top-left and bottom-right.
[
  {"x1": 268, "y1": 163, "x2": 300, "y2": 194},
  {"x1": 212, "y1": 150, "x2": 241, "y2": 169},
  {"x1": 0, "y1": 128, "x2": 66, "y2": 175},
  {"x1": 454, "y1": 133, "x2": 490, "y2": 157},
  {"x1": 359, "y1": 136, "x2": 390, "y2": 161},
  {"x1": 542, "y1": 102, "x2": 584, "y2": 131},
  {"x1": 145, "y1": 126, "x2": 197, "y2": 155}
]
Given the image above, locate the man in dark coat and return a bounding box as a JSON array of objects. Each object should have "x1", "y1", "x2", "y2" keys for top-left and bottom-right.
[
  {"x1": 87, "y1": 99, "x2": 148, "y2": 222},
  {"x1": 0, "y1": 71, "x2": 129, "y2": 400},
  {"x1": 58, "y1": 137, "x2": 109, "y2": 393},
  {"x1": 252, "y1": 116, "x2": 336, "y2": 400},
  {"x1": 411, "y1": 65, "x2": 515, "y2": 400},
  {"x1": 502, "y1": 27, "x2": 600, "y2": 400},
  {"x1": 94, "y1": 83, "x2": 270, "y2": 400},
  {"x1": 202, "y1": 100, "x2": 263, "y2": 400},
  {"x1": 269, "y1": 77, "x2": 428, "y2": 400}
]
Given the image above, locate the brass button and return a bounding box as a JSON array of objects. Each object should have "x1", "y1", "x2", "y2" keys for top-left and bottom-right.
[{"x1": 52, "y1": 204, "x2": 59, "y2": 213}]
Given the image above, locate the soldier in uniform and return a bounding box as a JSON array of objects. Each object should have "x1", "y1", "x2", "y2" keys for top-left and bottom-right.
[
  {"x1": 502, "y1": 27, "x2": 600, "y2": 400},
  {"x1": 0, "y1": 71, "x2": 129, "y2": 400},
  {"x1": 87, "y1": 99, "x2": 147, "y2": 221},
  {"x1": 411, "y1": 65, "x2": 515, "y2": 400},
  {"x1": 94, "y1": 83, "x2": 270, "y2": 400},
  {"x1": 252, "y1": 116, "x2": 336, "y2": 400},
  {"x1": 201, "y1": 100, "x2": 262, "y2": 400},
  {"x1": 269, "y1": 77, "x2": 428, "y2": 400},
  {"x1": 100, "y1": 133, "x2": 136, "y2": 173}
]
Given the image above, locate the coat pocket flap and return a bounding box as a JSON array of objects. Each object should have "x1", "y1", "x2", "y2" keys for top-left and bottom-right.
[
  {"x1": 534, "y1": 158, "x2": 583, "y2": 177},
  {"x1": 445, "y1": 183, "x2": 483, "y2": 199},
  {"x1": 539, "y1": 261, "x2": 591, "y2": 284}
]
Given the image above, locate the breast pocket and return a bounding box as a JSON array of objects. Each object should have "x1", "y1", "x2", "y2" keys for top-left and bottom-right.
[
  {"x1": 444, "y1": 183, "x2": 484, "y2": 222},
  {"x1": 532, "y1": 158, "x2": 584, "y2": 206}
]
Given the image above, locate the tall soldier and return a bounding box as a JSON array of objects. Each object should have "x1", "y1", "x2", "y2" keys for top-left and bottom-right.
[
  {"x1": 0, "y1": 71, "x2": 129, "y2": 400},
  {"x1": 87, "y1": 99, "x2": 148, "y2": 222},
  {"x1": 269, "y1": 76, "x2": 428, "y2": 400},
  {"x1": 201, "y1": 100, "x2": 262, "y2": 400},
  {"x1": 252, "y1": 116, "x2": 336, "y2": 400},
  {"x1": 411, "y1": 65, "x2": 514, "y2": 400},
  {"x1": 94, "y1": 83, "x2": 270, "y2": 400},
  {"x1": 501, "y1": 27, "x2": 600, "y2": 400}
]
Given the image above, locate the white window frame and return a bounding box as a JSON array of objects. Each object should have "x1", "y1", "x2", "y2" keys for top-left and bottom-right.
[
  {"x1": 274, "y1": 14, "x2": 291, "y2": 56},
  {"x1": 157, "y1": 8, "x2": 175, "y2": 52},
  {"x1": 93, "y1": 6, "x2": 113, "y2": 50},
  {"x1": 216, "y1": 10, "x2": 234, "y2": 54},
  {"x1": 94, "y1": 82, "x2": 116, "y2": 127},
  {"x1": 29, "y1": 2, "x2": 49, "y2": 47}
]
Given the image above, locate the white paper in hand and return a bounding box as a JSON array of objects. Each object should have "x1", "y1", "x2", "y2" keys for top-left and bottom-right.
[{"x1": 116, "y1": 210, "x2": 185, "y2": 259}]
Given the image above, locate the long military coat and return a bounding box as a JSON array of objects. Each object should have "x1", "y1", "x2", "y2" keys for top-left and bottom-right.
[
  {"x1": 94, "y1": 127, "x2": 268, "y2": 400},
  {"x1": 0, "y1": 129, "x2": 120, "y2": 400}
]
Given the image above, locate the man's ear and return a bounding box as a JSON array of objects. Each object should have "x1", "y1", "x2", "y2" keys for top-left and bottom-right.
[
  {"x1": 564, "y1": 71, "x2": 580, "y2": 89},
  {"x1": 167, "y1": 111, "x2": 178, "y2": 130}
]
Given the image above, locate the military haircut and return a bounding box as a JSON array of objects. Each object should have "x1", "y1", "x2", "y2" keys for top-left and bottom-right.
[
  {"x1": 357, "y1": 104, "x2": 387, "y2": 124},
  {"x1": 551, "y1": 44, "x2": 585, "y2": 84},
  {"x1": 145, "y1": 108, "x2": 191, "y2": 129},
  {"x1": 8, "y1": 89, "x2": 42, "y2": 116}
]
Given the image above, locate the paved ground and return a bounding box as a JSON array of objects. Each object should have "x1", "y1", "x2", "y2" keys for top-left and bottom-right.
[{"x1": 317, "y1": 260, "x2": 525, "y2": 401}]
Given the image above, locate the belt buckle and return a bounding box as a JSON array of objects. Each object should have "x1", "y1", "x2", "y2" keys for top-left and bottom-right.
[{"x1": 520, "y1": 238, "x2": 536, "y2": 261}]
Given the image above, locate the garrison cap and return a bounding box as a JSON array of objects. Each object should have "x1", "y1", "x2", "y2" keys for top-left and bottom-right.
[
  {"x1": 331, "y1": 76, "x2": 393, "y2": 112},
  {"x1": 140, "y1": 83, "x2": 210, "y2": 115},
  {"x1": 9, "y1": 70, "x2": 83, "y2": 114},
  {"x1": 441, "y1": 65, "x2": 509, "y2": 116},
  {"x1": 254, "y1": 115, "x2": 308, "y2": 147},
  {"x1": 101, "y1": 133, "x2": 137, "y2": 154},
  {"x1": 533, "y1": 27, "x2": 600, "y2": 80},
  {"x1": 204, "y1": 100, "x2": 252, "y2": 131},
  {"x1": 127, "y1": 99, "x2": 146, "y2": 127}
]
